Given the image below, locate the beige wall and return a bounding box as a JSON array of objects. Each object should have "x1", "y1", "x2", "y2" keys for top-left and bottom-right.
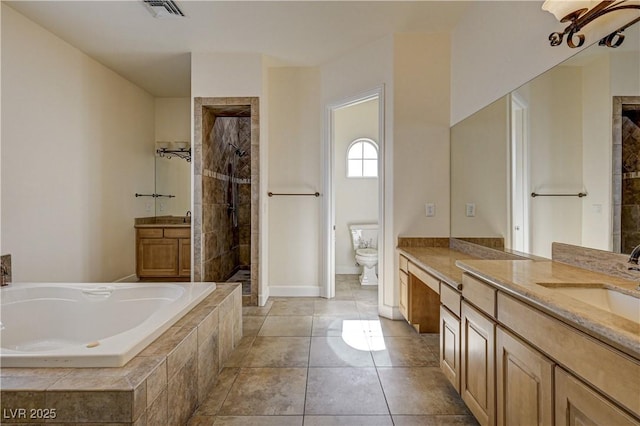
[
  {"x1": 154, "y1": 97, "x2": 191, "y2": 216},
  {"x1": 267, "y1": 67, "x2": 322, "y2": 295},
  {"x1": 451, "y1": 1, "x2": 593, "y2": 125},
  {"x1": 334, "y1": 99, "x2": 379, "y2": 274},
  {"x1": 450, "y1": 97, "x2": 509, "y2": 240},
  {"x1": 1, "y1": 4, "x2": 155, "y2": 282}
]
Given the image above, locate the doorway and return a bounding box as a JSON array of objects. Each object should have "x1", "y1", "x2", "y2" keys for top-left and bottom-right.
[
  {"x1": 193, "y1": 97, "x2": 260, "y2": 306},
  {"x1": 510, "y1": 93, "x2": 530, "y2": 253},
  {"x1": 323, "y1": 87, "x2": 385, "y2": 303}
]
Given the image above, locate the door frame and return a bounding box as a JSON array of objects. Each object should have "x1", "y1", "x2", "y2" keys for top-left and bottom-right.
[
  {"x1": 322, "y1": 86, "x2": 385, "y2": 299},
  {"x1": 509, "y1": 92, "x2": 530, "y2": 253}
]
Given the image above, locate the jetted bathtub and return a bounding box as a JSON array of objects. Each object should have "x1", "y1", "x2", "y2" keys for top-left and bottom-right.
[{"x1": 0, "y1": 282, "x2": 216, "y2": 368}]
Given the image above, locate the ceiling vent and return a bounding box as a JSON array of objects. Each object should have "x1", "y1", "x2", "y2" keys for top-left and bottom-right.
[{"x1": 142, "y1": 0, "x2": 185, "y2": 18}]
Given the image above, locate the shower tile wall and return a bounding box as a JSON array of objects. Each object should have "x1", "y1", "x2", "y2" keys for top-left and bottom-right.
[
  {"x1": 202, "y1": 115, "x2": 251, "y2": 283},
  {"x1": 621, "y1": 112, "x2": 640, "y2": 253}
]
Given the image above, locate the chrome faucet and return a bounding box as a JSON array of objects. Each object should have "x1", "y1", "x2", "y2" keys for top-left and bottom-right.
[
  {"x1": 628, "y1": 244, "x2": 640, "y2": 271},
  {"x1": 184, "y1": 210, "x2": 192, "y2": 223}
]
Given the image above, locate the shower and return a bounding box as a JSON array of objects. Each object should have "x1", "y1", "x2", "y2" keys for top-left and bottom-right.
[{"x1": 228, "y1": 142, "x2": 245, "y2": 228}]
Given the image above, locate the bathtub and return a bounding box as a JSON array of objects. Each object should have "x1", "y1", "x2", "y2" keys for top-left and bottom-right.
[{"x1": 0, "y1": 282, "x2": 216, "y2": 368}]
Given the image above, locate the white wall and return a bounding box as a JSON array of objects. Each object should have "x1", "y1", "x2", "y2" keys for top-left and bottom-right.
[
  {"x1": 334, "y1": 99, "x2": 379, "y2": 274},
  {"x1": 267, "y1": 67, "x2": 322, "y2": 295},
  {"x1": 451, "y1": 1, "x2": 593, "y2": 125},
  {"x1": 581, "y1": 55, "x2": 612, "y2": 251},
  {"x1": 154, "y1": 97, "x2": 191, "y2": 217},
  {"x1": 450, "y1": 97, "x2": 509, "y2": 239},
  {"x1": 1, "y1": 4, "x2": 155, "y2": 282},
  {"x1": 527, "y1": 66, "x2": 584, "y2": 257}
]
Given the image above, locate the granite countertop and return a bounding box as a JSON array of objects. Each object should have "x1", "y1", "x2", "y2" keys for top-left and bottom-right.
[
  {"x1": 456, "y1": 259, "x2": 640, "y2": 360},
  {"x1": 134, "y1": 216, "x2": 191, "y2": 228},
  {"x1": 397, "y1": 247, "x2": 480, "y2": 290}
]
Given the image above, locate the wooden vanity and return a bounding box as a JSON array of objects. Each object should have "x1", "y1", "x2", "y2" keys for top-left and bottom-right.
[
  {"x1": 135, "y1": 216, "x2": 191, "y2": 280},
  {"x1": 398, "y1": 246, "x2": 640, "y2": 426}
]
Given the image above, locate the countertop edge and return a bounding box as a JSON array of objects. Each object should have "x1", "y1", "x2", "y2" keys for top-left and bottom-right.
[{"x1": 397, "y1": 247, "x2": 465, "y2": 291}]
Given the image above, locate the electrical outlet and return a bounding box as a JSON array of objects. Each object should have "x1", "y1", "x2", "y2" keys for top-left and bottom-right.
[
  {"x1": 145, "y1": 202, "x2": 152, "y2": 213},
  {"x1": 466, "y1": 203, "x2": 476, "y2": 217},
  {"x1": 425, "y1": 203, "x2": 436, "y2": 217},
  {"x1": 159, "y1": 202, "x2": 165, "y2": 212}
]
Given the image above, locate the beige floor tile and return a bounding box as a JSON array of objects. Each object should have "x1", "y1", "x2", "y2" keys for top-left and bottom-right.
[
  {"x1": 356, "y1": 300, "x2": 380, "y2": 319},
  {"x1": 377, "y1": 367, "x2": 469, "y2": 415},
  {"x1": 195, "y1": 368, "x2": 240, "y2": 416},
  {"x1": 392, "y1": 415, "x2": 479, "y2": 425},
  {"x1": 258, "y1": 315, "x2": 313, "y2": 336},
  {"x1": 334, "y1": 287, "x2": 355, "y2": 300},
  {"x1": 188, "y1": 415, "x2": 216, "y2": 425},
  {"x1": 303, "y1": 415, "x2": 393, "y2": 425},
  {"x1": 304, "y1": 367, "x2": 389, "y2": 415},
  {"x1": 314, "y1": 300, "x2": 359, "y2": 316},
  {"x1": 352, "y1": 288, "x2": 378, "y2": 302},
  {"x1": 243, "y1": 337, "x2": 310, "y2": 367},
  {"x1": 269, "y1": 299, "x2": 315, "y2": 315},
  {"x1": 219, "y1": 368, "x2": 307, "y2": 416},
  {"x1": 224, "y1": 336, "x2": 256, "y2": 368},
  {"x1": 309, "y1": 337, "x2": 374, "y2": 367},
  {"x1": 242, "y1": 316, "x2": 265, "y2": 336},
  {"x1": 242, "y1": 300, "x2": 273, "y2": 316},
  {"x1": 377, "y1": 318, "x2": 419, "y2": 337},
  {"x1": 371, "y1": 336, "x2": 439, "y2": 367},
  {"x1": 311, "y1": 316, "x2": 362, "y2": 337},
  {"x1": 213, "y1": 416, "x2": 303, "y2": 425}
]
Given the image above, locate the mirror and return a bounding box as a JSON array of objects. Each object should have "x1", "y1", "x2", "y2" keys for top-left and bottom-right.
[
  {"x1": 451, "y1": 24, "x2": 640, "y2": 258},
  {"x1": 154, "y1": 151, "x2": 191, "y2": 217}
]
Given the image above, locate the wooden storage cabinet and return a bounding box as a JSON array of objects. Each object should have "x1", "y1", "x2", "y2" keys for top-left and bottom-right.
[
  {"x1": 461, "y1": 300, "x2": 496, "y2": 426},
  {"x1": 136, "y1": 226, "x2": 190, "y2": 280},
  {"x1": 555, "y1": 367, "x2": 639, "y2": 426},
  {"x1": 496, "y1": 327, "x2": 554, "y2": 426},
  {"x1": 440, "y1": 305, "x2": 461, "y2": 392},
  {"x1": 399, "y1": 269, "x2": 409, "y2": 320}
]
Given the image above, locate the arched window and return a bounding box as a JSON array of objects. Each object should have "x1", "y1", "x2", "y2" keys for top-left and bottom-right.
[{"x1": 347, "y1": 138, "x2": 378, "y2": 178}]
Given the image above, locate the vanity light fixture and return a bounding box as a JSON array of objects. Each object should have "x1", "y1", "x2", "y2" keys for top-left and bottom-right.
[{"x1": 542, "y1": 0, "x2": 640, "y2": 48}]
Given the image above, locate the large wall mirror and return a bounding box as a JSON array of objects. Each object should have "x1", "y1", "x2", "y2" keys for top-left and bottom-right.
[
  {"x1": 155, "y1": 146, "x2": 191, "y2": 217},
  {"x1": 451, "y1": 24, "x2": 639, "y2": 258}
]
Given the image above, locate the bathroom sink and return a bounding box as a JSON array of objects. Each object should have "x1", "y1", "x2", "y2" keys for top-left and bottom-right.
[{"x1": 539, "y1": 284, "x2": 640, "y2": 324}]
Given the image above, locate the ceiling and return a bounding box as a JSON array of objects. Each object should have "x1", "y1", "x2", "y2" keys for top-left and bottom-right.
[{"x1": 6, "y1": 1, "x2": 471, "y2": 97}]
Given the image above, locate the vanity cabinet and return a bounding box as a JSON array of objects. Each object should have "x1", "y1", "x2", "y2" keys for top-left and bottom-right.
[
  {"x1": 440, "y1": 305, "x2": 461, "y2": 392},
  {"x1": 461, "y1": 301, "x2": 496, "y2": 426},
  {"x1": 555, "y1": 367, "x2": 639, "y2": 426},
  {"x1": 496, "y1": 327, "x2": 554, "y2": 426},
  {"x1": 399, "y1": 256, "x2": 409, "y2": 320},
  {"x1": 136, "y1": 227, "x2": 190, "y2": 280}
]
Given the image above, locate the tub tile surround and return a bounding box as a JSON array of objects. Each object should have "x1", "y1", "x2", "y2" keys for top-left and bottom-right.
[
  {"x1": 0, "y1": 284, "x2": 242, "y2": 425},
  {"x1": 194, "y1": 97, "x2": 260, "y2": 306},
  {"x1": 1, "y1": 254, "x2": 11, "y2": 285}
]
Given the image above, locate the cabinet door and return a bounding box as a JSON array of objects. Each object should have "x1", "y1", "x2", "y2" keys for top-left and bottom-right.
[
  {"x1": 399, "y1": 270, "x2": 409, "y2": 321},
  {"x1": 137, "y1": 238, "x2": 179, "y2": 277},
  {"x1": 496, "y1": 327, "x2": 554, "y2": 426},
  {"x1": 461, "y1": 301, "x2": 496, "y2": 426},
  {"x1": 440, "y1": 305, "x2": 461, "y2": 393},
  {"x1": 555, "y1": 367, "x2": 639, "y2": 426},
  {"x1": 179, "y1": 238, "x2": 191, "y2": 277}
]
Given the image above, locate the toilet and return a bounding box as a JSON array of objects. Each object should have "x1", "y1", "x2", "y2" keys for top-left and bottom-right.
[{"x1": 349, "y1": 223, "x2": 379, "y2": 285}]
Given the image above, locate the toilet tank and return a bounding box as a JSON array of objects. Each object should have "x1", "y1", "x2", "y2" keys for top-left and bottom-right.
[{"x1": 349, "y1": 223, "x2": 378, "y2": 250}]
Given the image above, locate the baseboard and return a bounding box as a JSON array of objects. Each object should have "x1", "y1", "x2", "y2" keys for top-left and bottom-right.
[
  {"x1": 377, "y1": 303, "x2": 403, "y2": 320},
  {"x1": 336, "y1": 266, "x2": 360, "y2": 275},
  {"x1": 268, "y1": 285, "x2": 321, "y2": 298},
  {"x1": 259, "y1": 286, "x2": 270, "y2": 306},
  {"x1": 113, "y1": 274, "x2": 138, "y2": 283}
]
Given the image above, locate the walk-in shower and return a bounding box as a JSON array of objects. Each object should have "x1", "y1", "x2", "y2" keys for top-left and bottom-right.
[{"x1": 193, "y1": 98, "x2": 260, "y2": 305}]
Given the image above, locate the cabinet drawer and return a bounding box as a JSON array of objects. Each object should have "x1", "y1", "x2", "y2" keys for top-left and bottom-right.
[
  {"x1": 462, "y1": 273, "x2": 496, "y2": 319},
  {"x1": 399, "y1": 270, "x2": 409, "y2": 320},
  {"x1": 164, "y1": 228, "x2": 190, "y2": 238},
  {"x1": 408, "y1": 262, "x2": 439, "y2": 294},
  {"x1": 137, "y1": 228, "x2": 163, "y2": 238},
  {"x1": 399, "y1": 255, "x2": 409, "y2": 273},
  {"x1": 441, "y1": 283, "x2": 461, "y2": 318}
]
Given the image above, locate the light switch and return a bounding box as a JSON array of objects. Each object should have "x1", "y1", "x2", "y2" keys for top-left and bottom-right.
[
  {"x1": 466, "y1": 203, "x2": 476, "y2": 217},
  {"x1": 145, "y1": 202, "x2": 152, "y2": 212},
  {"x1": 425, "y1": 203, "x2": 436, "y2": 217}
]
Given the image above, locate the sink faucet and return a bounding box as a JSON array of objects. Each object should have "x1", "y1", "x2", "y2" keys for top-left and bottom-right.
[{"x1": 184, "y1": 210, "x2": 191, "y2": 223}]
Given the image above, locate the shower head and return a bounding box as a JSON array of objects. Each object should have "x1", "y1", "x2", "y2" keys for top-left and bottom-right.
[{"x1": 229, "y1": 143, "x2": 247, "y2": 157}]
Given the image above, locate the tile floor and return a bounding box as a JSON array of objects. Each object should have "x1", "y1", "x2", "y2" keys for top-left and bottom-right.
[{"x1": 188, "y1": 275, "x2": 478, "y2": 426}]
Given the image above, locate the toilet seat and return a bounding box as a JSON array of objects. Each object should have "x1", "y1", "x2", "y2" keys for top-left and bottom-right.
[{"x1": 355, "y1": 248, "x2": 377, "y2": 258}]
